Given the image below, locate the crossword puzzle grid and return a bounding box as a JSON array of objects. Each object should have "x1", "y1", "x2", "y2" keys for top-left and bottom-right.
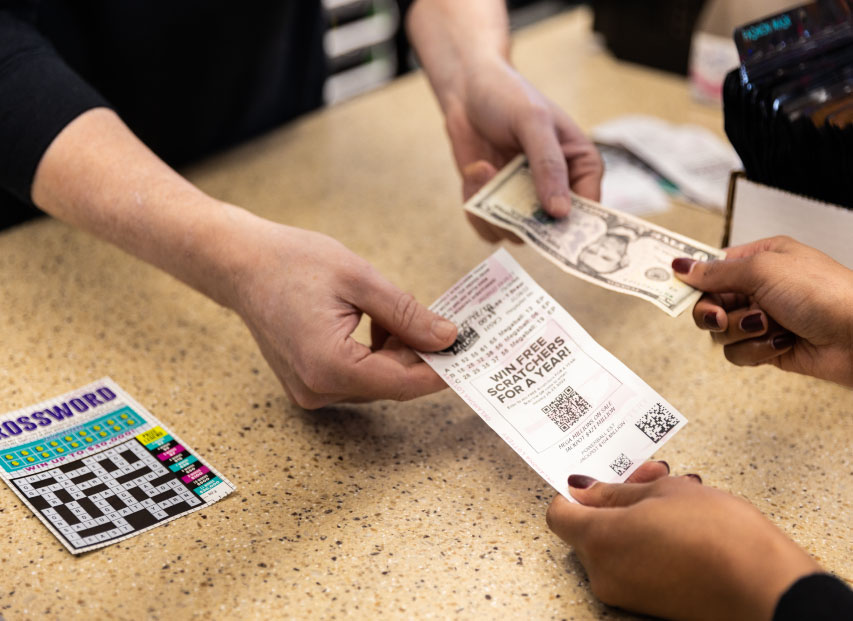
[{"x1": 12, "y1": 439, "x2": 203, "y2": 550}]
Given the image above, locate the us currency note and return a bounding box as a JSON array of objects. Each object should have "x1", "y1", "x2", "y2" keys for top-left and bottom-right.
[{"x1": 464, "y1": 155, "x2": 726, "y2": 317}]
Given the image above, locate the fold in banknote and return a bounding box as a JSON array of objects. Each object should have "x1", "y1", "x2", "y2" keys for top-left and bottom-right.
[{"x1": 464, "y1": 155, "x2": 726, "y2": 317}]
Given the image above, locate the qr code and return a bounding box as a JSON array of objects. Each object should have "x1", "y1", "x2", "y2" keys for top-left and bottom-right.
[
  {"x1": 635, "y1": 403, "x2": 679, "y2": 443},
  {"x1": 542, "y1": 386, "x2": 591, "y2": 432},
  {"x1": 609, "y1": 453, "x2": 633, "y2": 476}
]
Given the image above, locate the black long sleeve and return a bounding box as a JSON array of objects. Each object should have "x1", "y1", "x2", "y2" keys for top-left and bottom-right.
[
  {"x1": 0, "y1": 3, "x2": 108, "y2": 211},
  {"x1": 774, "y1": 573, "x2": 853, "y2": 621},
  {"x1": 0, "y1": 1, "x2": 326, "y2": 229}
]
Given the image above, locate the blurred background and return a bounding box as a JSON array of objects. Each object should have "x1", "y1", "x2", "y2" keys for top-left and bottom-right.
[{"x1": 322, "y1": 0, "x2": 715, "y2": 104}]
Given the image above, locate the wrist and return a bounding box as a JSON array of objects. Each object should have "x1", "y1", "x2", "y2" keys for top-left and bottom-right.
[
  {"x1": 727, "y1": 536, "x2": 821, "y2": 621},
  {"x1": 407, "y1": 0, "x2": 510, "y2": 113},
  {"x1": 185, "y1": 202, "x2": 272, "y2": 313}
]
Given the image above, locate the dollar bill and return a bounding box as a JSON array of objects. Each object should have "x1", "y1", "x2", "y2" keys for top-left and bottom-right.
[{"x1": 464, "y1": 155, "x2": 726, "y2": 317}]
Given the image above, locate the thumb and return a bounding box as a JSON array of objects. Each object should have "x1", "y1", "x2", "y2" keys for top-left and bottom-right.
[
  {"x1": 672, "y1": 255, "x2": 766, "y2": 297},
  {"x1": 352, "y1": 270, "x2": 457, "y2": 352},
  {"x1": 672, "y1": 237, "x2": 792, "y2": 294},
  {"x1": 462, "y1": 160, "x2": 499, "y2": 201},
  {"x1": 567, "y1": 474, "x2": 657, "y2": 508}
]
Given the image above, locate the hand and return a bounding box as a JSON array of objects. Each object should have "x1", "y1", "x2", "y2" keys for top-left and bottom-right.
[
  {"x1": 231, "y1": 219, "x2": 457, "y2": 409},
  {"x1": 672, "y1": 236, "x2": 853, "y2": 386},
  {"x1": 29, "y1": 109, "x2": 456, "y2": 410},
  {"x1": 546, "y1": 467, "x2": 820, "y2": 621},
  {"x1": 446, "y1": 56, "x2": 603, "y2": 242},
  {"x1": 406, "y1": 1, "x2": 602, "y2": 242}
]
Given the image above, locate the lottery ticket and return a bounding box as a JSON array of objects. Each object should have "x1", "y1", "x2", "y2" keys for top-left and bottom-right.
[
  {"x1": 419, "y1": 248, "x2": 687, "y2": 500},
  {"x1": 0, "y1": 378, "x2": 235, "y2": 554}
]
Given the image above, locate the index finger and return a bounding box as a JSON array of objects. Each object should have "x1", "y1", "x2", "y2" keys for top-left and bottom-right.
[
  {"x1": 675, "y1": 236, "x2": 798, "y2": 295},
  {"x1": 556, "y1": 113, "x2": 603, "y2": 202},
  {"x1": 516, "y1": 114, "x2": 572, "y2": 218},
  {"x1": 722, "y1": 236, "x2": 796, "y2": 260}
]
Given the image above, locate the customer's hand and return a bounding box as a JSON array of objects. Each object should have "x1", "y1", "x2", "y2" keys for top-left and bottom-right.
[
  {"x1": 546, "y1": 470, "x2": 820, "y2": 621},
  {"x1": 447, "y1": 56, "x2": 602, "y2": 242},
  {"x1": 232, "y1": 221, "x2": 457, "y2": 409},
  {"x1": 673, "y1": 236, "x2": 853, "y2": 386}
]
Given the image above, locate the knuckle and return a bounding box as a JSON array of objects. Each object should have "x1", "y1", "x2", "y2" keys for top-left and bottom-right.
[
  {"x1": 584, "y1": 149, "x2": 605, "y2": 178},
  {"x1": 590, "y1": 577, "x2": 618, "y2": 606},
  {"x1": 301, "y1": 372, "x2": 330, "y2": 396},
  {"x1": 295, "y1": 355, "x2": 334, "y2": 396},
  {"x1": 545, "y1": 502, "x2": 559, "y2": 531},
  {"x1": 390, "y1": 380, "x2": 413, "y2": 403},
  {"x1": 770, "y1": 234, "x2": 795, "y2": 248},
  {"x1": 392, "y1": 292, "x2": 420, "y2": 332},
  {"x1": 289, "y1": 387, "x2": 327, "y2": 410},
  {"x1": 523, "y1": 103, "x2": 552, "y2": 126},
  {"x1": 746, "y1": 252, "x2": 777, "y2": 282},
  {"x1": 531, "y1": 154, "x2": 566, "y2": 178},
  {"x1": 597, "y1": 484, "x2": 616, "y2": 505},
  {"x1": 723, "y1": 344, "x2": 750, "y2": 366},
  {"x1": 347, "y1": 257, "x2": 374, "y2": 284},
  {"x1": 698, "y1": 257, "x2": 723, "y2": 279},
  {"x1": 748, "y1": 251, "x2": 770, "y2": 271}
]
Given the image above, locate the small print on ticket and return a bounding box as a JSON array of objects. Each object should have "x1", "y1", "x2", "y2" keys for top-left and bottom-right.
[
  {"x1": 0, "y1": 378, "x2": 235, "y2": 554},
  {"x1": 419, "y1": 249, "x2": 687, "y2": 500}
]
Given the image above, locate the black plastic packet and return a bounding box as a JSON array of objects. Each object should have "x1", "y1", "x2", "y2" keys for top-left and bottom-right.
[{"x1": 723, "y1": 0, "x2": 853, "y2": 208}]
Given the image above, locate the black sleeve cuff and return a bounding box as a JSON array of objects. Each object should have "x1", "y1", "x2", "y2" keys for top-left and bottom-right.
[
  {"x1": 396, "y1": 0, "x2": 415, "y2": 19},
  {"x1": 774, "y1": 573, "x2": 853, "y2": 621},
  {"x1": 0, "y1": 11, "x2": 110, "y2": 205}
]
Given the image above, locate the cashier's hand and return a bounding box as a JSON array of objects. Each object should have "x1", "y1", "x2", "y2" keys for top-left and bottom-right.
[
  {"x1": 673, "y1": 236, "x2": 853, "y2": 387},
  {"x1": 233, "y1": 223, "x2": 457, "y2": 409},
  {"x1": 446, "y1": 57, "x2": 602, "y2": 242},
  {"x1": 546, "y1": 466, "x2": 820, "y2": 621}
]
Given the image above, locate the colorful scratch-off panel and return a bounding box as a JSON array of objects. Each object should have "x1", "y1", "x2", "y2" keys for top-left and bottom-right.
[
  {"x1": 0, "y1": 378, "x2": 235, "y2": 554},
  {"x1": 1, "y1": 407, "x2": 142, "y2": 472}
]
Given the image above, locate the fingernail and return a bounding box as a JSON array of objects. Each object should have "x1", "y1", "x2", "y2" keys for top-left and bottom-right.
[
  {"x1": 772, "y1": 333, "x2": 796, "y2": 350},
  {"x1": 568, "y1": 474, "x2": 597, "y2": 489},
  {"x1": 684, "y1": 473, "x2": 702, "y2": 484},
  {"x1": 431, "y1": 318, "x2": 456, "y2": 341},
  {"x1": 740, "y1": 312, "x2": 765, "y2": 333},
  {"x1": 703, "y1": 312, "x2": 720, "y2": 330},
  {"x1": 672, "y1": 258, "x2": 695, "y2": 274},
  {"x1": 549, "y1": 195, "x2": 571, "y2": 218},
  {"x1": 656, "y1": 460, "x2": 671, "y2": 474}
]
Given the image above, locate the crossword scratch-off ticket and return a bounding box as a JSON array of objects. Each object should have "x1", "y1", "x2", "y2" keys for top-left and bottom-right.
[{"x1": 0, "y1": 378, "x2": 235, "y2": 554}]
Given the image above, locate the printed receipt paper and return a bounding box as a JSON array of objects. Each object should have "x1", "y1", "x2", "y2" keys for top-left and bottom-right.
[{"x1": 420, "y1": 249, "x2": 686, "y2": 500}]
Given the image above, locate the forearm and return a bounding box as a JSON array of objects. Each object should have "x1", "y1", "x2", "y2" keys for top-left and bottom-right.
[
  {"x1": 31, "y1": 108, "x2": 256, "y2": 310},
  {"x1": 406, "y1": 0, "x2": 510, "y2": 111}
]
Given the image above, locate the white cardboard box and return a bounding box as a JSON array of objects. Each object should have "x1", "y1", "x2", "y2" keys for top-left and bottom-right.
[{"x1": 724, "y1": 172, "x2": 853, "y2": 268}]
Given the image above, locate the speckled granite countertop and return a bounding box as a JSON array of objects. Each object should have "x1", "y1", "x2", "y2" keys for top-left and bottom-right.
[{"x1": 0, "y1": 8, "x2": 850, "y2": 620}]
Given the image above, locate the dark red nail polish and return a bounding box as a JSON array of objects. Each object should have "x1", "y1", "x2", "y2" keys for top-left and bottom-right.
[
  {"x1": 672, "y1": 258, "x2": 695, "y2": 274},
  {"x1": 656, "y1": 460, "x2": 671, "y2": 474},
  {"x1": 772, "y1": 333, "x2": 796, "y2": 350},
  {"x1": 685, "y1": 473, "x2": 703, "y2": 484},
  {"x1": 568, "y1": 474, "x2": 597, "y2": 489},
  {"x1": 703, "y1": 312, "x2": 720, "y2": 330},
  {"x1": 740, "y1": 312, "x2": 764, "y2": 333}
]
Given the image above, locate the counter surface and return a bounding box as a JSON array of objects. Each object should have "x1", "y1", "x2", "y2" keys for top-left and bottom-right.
[{"x1": 1, "y1": 9, "x2": 850, "y2": 620}]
